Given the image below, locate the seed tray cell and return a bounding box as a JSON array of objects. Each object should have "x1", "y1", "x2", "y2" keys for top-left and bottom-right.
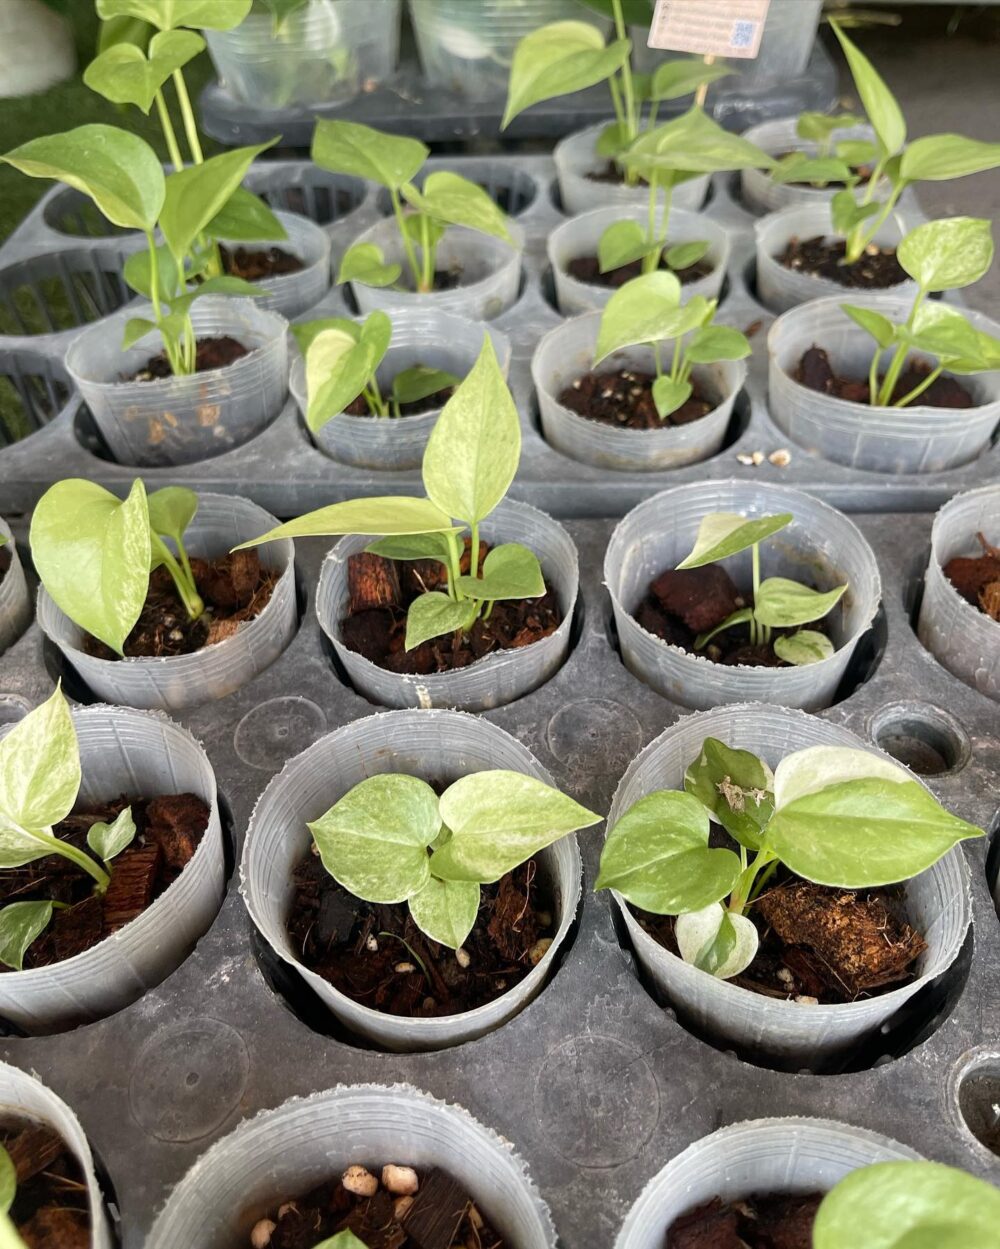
[
  {"x1": 0, "y1": 155, "x2": 997, "y2": 517},
  {"x1": 0, "y1": 512, "x2": 997, "y2": 1248}
]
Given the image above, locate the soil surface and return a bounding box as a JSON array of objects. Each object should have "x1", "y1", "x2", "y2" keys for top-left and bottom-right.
[
  {"x1": 290, "y1": 850, "x2": 553, "y2": 1017},
  {"x1": 129, "y1": 335, "x2": 250, "y2": 382},
  {"x1": 944, "y1": 533, "x2": 1000, "y2": 622},
  {"x1": 667, "y1": 1191, "x2": 824, "y2": 1249},
  {"x1": 633, "y1": 563, "x2": 834, "y2": 667},
  {"x1": 2, "y1": 1119, "x2": 91, "y2": 1249},
  {"x1": 83, "y1": 549, "x2": 278, "y2": 660},
  {"x1": 0, "y1": 793, "x2": 209, "y2": 969},
  {"x1": 557, "y1": 368, "x2": 714, "y2": 431},
  {"x1": 345, "y1": 376, "x2": 456, "y2": 418},
  {"x1": 219, "y1": 243, "x2": 304, "y2": 281},
  {"x1": 257, "y1": 1163, "x2": 506, "y2": 1249},
  {"x1": 796, "y1": 345, "x2": 974, "y2": 408},
  {"x1": 340, "y1": 546, "x2": 562, "y2": 676},
  {"x1": 566, "y1": 252, "x2": 714, "y2": 289},
  {"x1": 778, "y1": 234, "x2": 906, "y2": 289}
]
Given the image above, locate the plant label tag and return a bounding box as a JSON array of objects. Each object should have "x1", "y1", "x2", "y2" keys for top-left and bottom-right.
[{"x1": 648, "y1": 0, "x2": 772, "y2": 59}]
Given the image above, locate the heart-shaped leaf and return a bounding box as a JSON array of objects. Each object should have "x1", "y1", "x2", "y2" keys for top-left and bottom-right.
[
  {"x1": 677, "y1": 511, "x2": 792, "y2": 569},
  {"x1": 456, "y1": 543, "x2": 544, "y2": 602},
  {"x1": 665, "y1": 240, "x2": 709, "y2": 271},
  {"x1": 409, "y1": 876, "x2": 480, "y2": 949},
  {"x1": 897, "y1": 217, "x2": 994, "y2": 292},
  {"x1": 754, "y1": 578, "x2": 846, "y2": 629},
  {"x1": 0, "y1": 688, "x2": 80, "y2": 866},
  {"x1": 87, "y1": 806, "x2": 137, "y2": 863},
  {"x1": 305, "y1": 313, "x2": 391, "y2": 431},
  {"x1": 0, "y1": 901, "x2": 54, "y2": 971},
  {"x1": 598, "y1": 220, "x2": 655, "y2": 273},
  {"x1": 96, "y1": 0, "x2": 252, "y2": 32},
  {"x1": 338, "y1": 242, "x2": 401, "y2": 288},
  {"x1": 841, "y1": 303, "x2": 896, "y2": 349},
  {"x1": 402, "y1": 171, "x2": 512, "y2": 243},
  {"x1": 366, "y1": 533, "x2": 453, "y2": 565},
  {"x1": 84, "y1": 28, "x2": 204, "y2": 112},
  {"x1": 405, "y1": 592, "x2": 475, "y2": 651},
  {"x1": 650, "y1": 58, "x2": 733, "y2": 102},
  {"x1": 651, "y1": 375, "x2": 693, "y2": 420},
  {"x1": 685, "y1": 324, "x2": 750, "y2": 364},
  {"x1": 594, "y1": 271, "x2": 688, "y2": 362},
  {"x1": 623, "y1": 107, "x2": 775, "y2": 179},
  {"x1": 205, "y1": 186, "x2": 287, "y2": 243},
  {"x1": 901, "y1": 134, "x2": 1000, "y2": 183},
  {"x1": 312, "y1": 119, "x2": 427, "y2": 191},
  {"x1": 391, "y1": 365, "x2": 460, "y2": 407},
  {"x1": 773, "y1": 630, "x2": 835, "y2": 666},
  {"x1": 160, "y1": 141, "x2": 275, "y2": 264},
  {"x1": 502, "y1": 22, "x2": 631, "y2": 128},
  {"x1": 675, "y1": 903, "x2": 758, "y2": 979},
  {"x1": 683, "y1": 737, "x2": 774, "y2": 850}
]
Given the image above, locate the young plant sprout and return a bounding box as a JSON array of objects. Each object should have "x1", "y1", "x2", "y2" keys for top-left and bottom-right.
[
  {"x1": 593, "y1": 272, "x2": 751, "y2": 420},
  {"x1": 0, "y1": 687, "x2": 139, "y2": 971},
  {"x1": 238, "y1": 338, "x2": 549, "y2": 654},
  {"x1": 674, "y1": 512, "x2": 847, "y2": 665},
  {"x1": 309, "y1": 771, "x2": 599, "y2": 950},
  {"x1": 0, "y1": 1142, "x2": 28, "y2": 1249},
  {"x1": 770, "y1": 110, "x2": 871, "y2": 191},
  {"x1": 597, "y1": 737, "x2": 982, "y2": 980},
  {"x1": 31, "y1": 478, "x2": 205, "y2": 654},
  {"x1": 291, "y1": 314, "x2": 460, "y2": 430},
  {"x1": 311, "y1": 120, "x2": 514, "y2": 294},
  {"x1": 841, "y1": 216, "x2": 1000, "y2": 408}
]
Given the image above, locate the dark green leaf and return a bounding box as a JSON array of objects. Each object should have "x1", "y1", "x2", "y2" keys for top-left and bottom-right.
[{"x1": 683, "y1": 737, "x2": 774, "y2": 850}]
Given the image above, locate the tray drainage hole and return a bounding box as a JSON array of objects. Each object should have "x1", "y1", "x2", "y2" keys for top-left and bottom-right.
[
  {"x1": 958, "y1": 1057, "x2": 1000, "y2": 1158},
  {"x1": 869, "y1": 702, "x2": 970, "y2": 776}
]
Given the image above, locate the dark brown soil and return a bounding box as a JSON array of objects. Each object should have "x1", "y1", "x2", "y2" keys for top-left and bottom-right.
[
  {"x1": 258, "y1": 1164, "x2": 506, "y2": 1249},
  {"x1": 796, "y1": 344, "x2": 974, "y2": 408},
  {"x1": 340, "y1": 546, "x2": 562, "y2": 676},
  {"x1": 82, "y1": 549, "x2": 278, "y2": 660},
  {"x1": 0, "y1": 793, "x2": 208, "y2": 969},
  {"x1": 585, "y1": 161, "x2": 630, "y2": 186},
  {"x1": 565, "y1": 252, "x2": 714, "y2": 289},
  {"x1": 778, "y1": 234, "x2": 906, "y2": 289},
  {"x1": 2, "y1": 1119, "x2": 90, "y2": 1249},
  {"x1": 667, "y1": 1191, "x2": 823, "y2": 1249},
  {"x1": 944, "y1": 533, "x2": 1000, "y2": 622},
  {"x1": 129, "y1": 335, "x2": 250, "y2": 381},
  {"x1": 290, "y1": 849, "x2": 553, "y2": 1017},
  {"x1": 219, "y1": 243, "x2": 304, "y2": 281},
  {"x1": 345, "y1": 377, "x2": 456, "y2": 418},
  {"x1": 557, "y1": 368, "x2": 714, "y2": 431}
]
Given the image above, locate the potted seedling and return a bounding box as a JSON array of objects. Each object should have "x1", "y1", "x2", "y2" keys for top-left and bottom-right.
[
  {"x1": 0, "y1": 687, "x2": 224, "y2": 1033},
  {"x1": 918, "y1": 484, "x2": 1000, "y2": 704},
  {"x1": 532, "y1": 273, "x2": 749, "y2": 471},
  {"x1": 146, "y1": 1085, "x2": 556, "y2": 1249},
  {"x1": 768, "y1": 216, "x2": 1000, "y2": 474},
  {"x1": 288, "y1": 309, "x2": 510, "y2": 470},
  {"x1": 1, "y1": 125, "x2": 290, "y2": 467},
  {"x1": 239, "y1": 338, "x2": 578, "y2": 711},
  {"x1": 0, "y1": 521, "x2": 30, "y2": 657},
  {"x1": 31, "y1": 479, "x2": 296, "y2": 713},
  {"x1": 312, "y1": 120, "x2": 521, "y2": 321},
  {"x1": 599, "y1": 703, "x2": 975, "y2": 1065}
]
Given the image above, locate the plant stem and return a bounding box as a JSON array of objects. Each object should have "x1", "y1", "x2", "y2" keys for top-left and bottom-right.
[
  {"x1": 470, "y1": 522, "x2": 480, "y2": 583},
  {"x1": 23, "y1": 827, "x2": 110, "y2": 893},
  {"x1": 174, "y1": 535, "x2": 197, "y2": 591},
  {"x1": 750, "y1": 541, "x2": 761, "y2": 647},
  {"x1": 366, "y1": 374, "x2": 387, "y2": 417},
  {"x1": 151, "y1": 533, "x2": 204, "y2": 621},
  {"x1": 154, "y1": 91, "x2": 184, "y2": 172},
  {"x1": 444, "y1": 529, "x2": 464, "y2": 601},
  {"x1": 390, "y1": 187, "x2": 422, "y2": 291},
  {"x1": 611, "y1": 0, "x2": 637, "y2": 142},
  {"x1": 729, "y1": 849, "x2": 777, "y2": 915},
  {"x1": 608, "y1": 71, "x2": 626, "y2": 131},
  {"x1": 877, "y1": 287, "x2": 926, "y2": 406},
  {"x1": 419, "y1": 214, "x2": 434, "y2": 293},
  {"x1": 172, "y1": 69, "x2": 204, "y2": 164},
  {"x1": 747, "y1": 858, "x2": 779, "y2": 903},
  {"x1": 894, "y1": 362, "x2": 943, "y2": 408}
]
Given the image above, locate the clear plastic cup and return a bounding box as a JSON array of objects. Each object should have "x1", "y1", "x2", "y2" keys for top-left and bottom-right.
[
  {"x1": 218, "y1": 209, "x2": 331, "y2": 321},
  {"x1": 741, "y1": 117, "x2": 883, "y2": 215},
  {"x1": 0, "y1": 516, "x2": 31, "y2": 654}
]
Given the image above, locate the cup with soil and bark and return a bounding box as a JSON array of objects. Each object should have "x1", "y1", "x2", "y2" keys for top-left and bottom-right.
[
  {"x1": 0, "y1": 703, "x2": 225, "y2": 1034},
  {"x1": 315, "y1": 498, "x2": 578, "y2": 712},
  {"x1": 615, "y1": 1116, "x2": 922, "y2": 1249},
  {"x1": 146, "y1": 1083, "x2": 556, "y2": 1249},
  {"x1": 604, "y1": 481, "x2": 881, "y2": 709},
  {"x1": 215, "y1": 208, "x2": 332, "y2": 320},
  {"x1": 604, "y1": 702, "x2": 972, "y2": 1067},
  {"x1": 548, "y1": 205, "x2": 729, "y2": 316},
  {"x1": 0, "y1": 517, "x2": 31, "y2": 655},
  {"x1": 37, "y1": 493, "x2": 297, "y2": 713},
  {"x1": 754, "y1": 202, "x2": 916, "y2": 314},
  {"x1": 533, "y1": 312, "x2": 745, "y2": 473},
  {"x1": 740, "y1": 117, "x2": 883, "y2": 215},
  {"x1": 65, "y1": 295, "x2": 289, "y2": 468},
  {"x1": 242, "y1": 708, "x2": 583, "y2": 1050},
  {"x1": 918, "y1": 484, "x2": 1000, "y2": 703},
  {"x1": 0, "y1": 1061, "x2": 115, "y2": 1248},
  {"x1": 289, "y1": 311, "x2": 511, "y2": 470},
  {"x1": 768, "y1": 295, "x2": 1000, "y2": 473}
]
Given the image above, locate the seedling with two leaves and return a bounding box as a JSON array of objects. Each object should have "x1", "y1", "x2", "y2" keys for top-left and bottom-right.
[
  {"x1": 309, "y1": 770, "x2": 598, "y2": 951},
  {"x1": 596, "y1": 737, "x2": 982, "y2": 980},
  {"x1": 291, "y1": 314, "x2": 460, "y2": 431},
  {"x1": 312, "y1": 120, "x2": 515, "y2": 294},
  {"x1": 593, "y1": 272, "x2": 750, "y2": 421},
  {"x1": 239, "y1": 338, "x2": 550, "y2": 654},
  {"x1": 0, "y1": 688, "x2": 141, "y2": 971},
  {"x1": 769, "y1": 110, "x2": 872, "y2": 192}
]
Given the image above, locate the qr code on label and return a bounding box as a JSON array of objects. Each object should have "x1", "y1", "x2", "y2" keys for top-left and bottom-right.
[{"x1": 731, "y1": 19, "x2": 757, "y2": 48}]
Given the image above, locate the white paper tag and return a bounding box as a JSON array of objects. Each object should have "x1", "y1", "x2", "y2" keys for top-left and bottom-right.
[{"x1": 648, "y1": 0, "x2": 772, "y2": 59}]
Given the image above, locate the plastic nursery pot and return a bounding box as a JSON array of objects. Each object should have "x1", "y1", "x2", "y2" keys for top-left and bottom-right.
[
  {"x1": 614, "y1": 1116, "x2": 922, "y2": 1249},
  {"x1": 220, "y1": 209, "x2": 331, "y2": 321},
  {"x1": 740, "y1": 117, "x2": 882, "y2": 215},
  {"x1": 754, "y1": 201, "x2": 916, "y2": 315},
  {"x1": 289, "y1": 309, "x2": 511, "y2": 470},
  {"x1": 65, "y1": 295, "x2": 289, "y2": 469},
  {"x1": 316, "y1": 498, "x2": 578, "y2": 711},
  {"x1": 0, "y1": 1062, "x2": 114, "y2": 1248},
  {"x1": 604, "y1": 479, "x2": 881, "y2": 709},
  {"x1": 768, "y1": 295, "x2": 1000, "y2": 474},
  {"x1": 532, "y1": 312, "x2": 744, "y2": 473},
  {"x1": 37, "y1": 494, "x2": 296, "y2": 714},
  {"x1": 553, "y1": 122, "x2": 710, "y2": 218},
  {"x1": 918, "y1": 485, "x2": 1000, "y2": 702},
  {"x1": 242, "y1": 709, "x2": 582, "y2": 1051},
  {"x1": 607, "y1": 703, "x2": 972, "y2": 1066},
  {"x1": 348, "y1": 217, "x2": 522, "y2": 322},
  {"x1": 146, "y1": 1083, "x2": 556, "y2": 1249},
  {"x1": 0, "y1": 704, "x2": 224, "y2": 1034},
  {"x1": 547, "y1": 205, "x2": 729, "y2": 316},
  {"x1": 0, "y1": 516, "x2": 31, "y2": 655},
  {"x1": 203, "y1": 0, "x2": 401, "y2": 110}
]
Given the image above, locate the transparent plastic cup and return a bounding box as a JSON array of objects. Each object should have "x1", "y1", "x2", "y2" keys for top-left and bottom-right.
[
  {"x1": 606, "y1": 703, "x2": 971, "y2": 1066},
  {"x1": 219, "y1": 209, "x2": 331, "y2": 320},
  {"x1": 242, "y1": 709, "x2": 582, "y2": 1051},
  {"x1": 532, "y1": 312, "x2": 744, "y2": 472},
  {"x1": 0, "y1": 516, "x2": 31, "y2": 654},
  {"x1": 741, "y1": 118, "x2": 883, "y2": 215}
]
